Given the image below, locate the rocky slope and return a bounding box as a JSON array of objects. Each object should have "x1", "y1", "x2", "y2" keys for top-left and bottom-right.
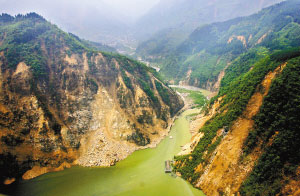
[
  {"x1": 0, "y1": 13, "x2": 183, "y2": 185},
  {"x1": 175, "y1": 50, "x2": 300, "y2": 196},
  {"x1": 195, "y1": 63, "x2": 287, "y2": 195},
  {"x1": 173, "y1": 1, "x2": 300, "y2": 195}
]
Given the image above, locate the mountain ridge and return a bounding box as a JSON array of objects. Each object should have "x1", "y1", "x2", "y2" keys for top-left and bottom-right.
[
  {"x1": 135, "y1": 0, "x2": 284, "y2": 55},
  {"x1": 143, "y1": 0, "x2": 300, "y2": 92},
  {"x1": 0, "y1": 13, "x2": 183, "y2": 187},
  {"x1": 172, "y1": 1, "x2": 300, "y2": 195}
]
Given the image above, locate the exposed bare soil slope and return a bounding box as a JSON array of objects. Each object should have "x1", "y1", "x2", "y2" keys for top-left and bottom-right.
[
  {"x1": 0, "y1": 14, "x2": 183, "y2": 184},
  {"x1": 195, "y1": 63, "x2": 287, "y2": 195}
]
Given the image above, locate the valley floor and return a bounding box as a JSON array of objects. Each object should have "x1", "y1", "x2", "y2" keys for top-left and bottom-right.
[
  {"x1": 3, "y1": 109, "x2": 205, "y2": 196},
  {"x1": 1, "y1": 86, "x2": 212, "y2": 196}
]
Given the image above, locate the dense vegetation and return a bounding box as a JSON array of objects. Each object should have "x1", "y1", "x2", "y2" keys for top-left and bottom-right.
[
  {"x1": 174, "y1": 55, "x2": 281, "y2": 183},
  {"x1": 174, "y1": 1, "x2": 300, "y2": 193},
  {"x1": 1, "y1": 0, "x2": 300, "y2": 194},
  {"x1": 0, "y1": 13, "x2": 115, "y2": 77},
  {"x1": 139, "y1": 0, "x2": 300, "y2": 89},
  {"x1": 0, "y1": 13, "x2": 90, "y2": 78},
  {"x1": 136, "y1": 0, "x2": 283, "y2": 58},
  {"x1": 240, "y1": 57, "x2": 300, "y2": 195}
]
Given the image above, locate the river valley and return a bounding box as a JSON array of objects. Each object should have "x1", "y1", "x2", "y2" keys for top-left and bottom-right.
[{"x1": 4, "y1": 109, "x2": 205, "y2": 196}]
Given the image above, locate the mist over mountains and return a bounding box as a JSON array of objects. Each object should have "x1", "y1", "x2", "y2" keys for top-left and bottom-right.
[
  {"x1": 1, "y1": 0, "x2": 300, "y2": 195},
  {"x1": 0, "y1": 0, "x2": 147, "y2": 45},
  {"x1": 0, "y1": 0, "x2": 285, "y2": 47},
  {"x1": 135, "y1": 0, "x2": 285, "y2": 38},
  {"x1": 135, "y1": 0, "x2": 285, "y2": 58}
]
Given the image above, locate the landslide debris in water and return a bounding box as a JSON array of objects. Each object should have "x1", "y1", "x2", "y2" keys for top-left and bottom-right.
[{"x1": 0, "y1": 13, "x2": 183, "y2": 184}]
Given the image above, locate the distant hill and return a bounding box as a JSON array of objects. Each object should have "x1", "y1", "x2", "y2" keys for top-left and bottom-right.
[
  {"x1": 135, "y1": 0, "x2": 284, "y2": 60},
  {"x1": 136, "y1": 0, "x2": 282, "y2": 37},
  {"x1": 68, "y1": 33, "x2": 116, "y2": 53},
  {"x1": 146, "y1": 0, "x2": 300, "y2": 91}
]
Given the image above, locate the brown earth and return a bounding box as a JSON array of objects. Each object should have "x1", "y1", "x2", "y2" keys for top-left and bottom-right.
[
  {"x1": 256, "y1": 31, "x2": 270, "y2": 45},
  {"x1": 0, "y1": 39, "x2": 183, "y2": 183},
  {"x1": 228, "y1": 35, "x2": 247, "y2": 47},
  {"x1": 194, "y1": 63, "x2": 287, "y2": 196},
  {"x1": 281, "y1": 172, "x2": 300, "y2": 196}
]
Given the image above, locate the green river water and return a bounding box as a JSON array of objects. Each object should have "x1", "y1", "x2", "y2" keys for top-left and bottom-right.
[{"x1": 6, "y1": 109, "x2": 205, "y2": 196}]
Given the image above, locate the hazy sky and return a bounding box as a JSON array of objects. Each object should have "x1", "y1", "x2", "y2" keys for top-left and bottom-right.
[
  {"x1": 0, "y1": 0, "x2": 160, "y2": 21},
  {"x1": 102, "y1": 0, "x2": 160, "y2": 19}
]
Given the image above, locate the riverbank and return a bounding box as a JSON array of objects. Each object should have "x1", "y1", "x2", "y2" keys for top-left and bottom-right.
[
  {"x1": 171, "y1": 86, "x2": 216, "y2": 156},
  {"x1": 5, "y1": 109, "x2": 205, "y2": 196},
  {"x1": 76, "y1": 87, "x2": 187, "y2": 168},
  {"x1": 10, "y1": 85, "x2": 188, "y2": 184},
  {"x1": 1, "y1": 86, "x2": 210, "y2": 196}
]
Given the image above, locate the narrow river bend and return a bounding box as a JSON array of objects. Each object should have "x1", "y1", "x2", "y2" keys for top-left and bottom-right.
[{"x1": 10, "y1": 109, "x2": 205, "y2": 196}]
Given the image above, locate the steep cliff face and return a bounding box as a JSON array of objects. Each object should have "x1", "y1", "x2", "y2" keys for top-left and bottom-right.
[
  {"x1": 0, "y1": 13, "x2": 183, "y2": 184},
  {"x1": 175, "y1": 53, "x2": 300, "y2": 196},
  {"x1": 194, "y1": 63, "x2": 286, "y2": 195},
  {"x1": 173, "y1": 2, "x2": 300, "y2": 193}
]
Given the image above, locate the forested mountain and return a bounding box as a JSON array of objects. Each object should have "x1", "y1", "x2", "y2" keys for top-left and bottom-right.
[
  {"x1": 0, "y1": 0, "x2": 285, "y2": 51},
  {"x1": 1, "y1": 0, "x2": 300, "y2": 195},
  {"x1": 135, "y1": 0, "x2": 284, "y2": 58},
  {"x1": 0, "y1": 13, "x2": 183, "y2": 188},
  {"x1": 151, "y1": 0, "x2": 300, "y2": 91},
  {"x1": 173, "y1": 0, "x2": 300, "y2": 195},
  {"x1": 0, "y1": 0, "x2": 131, "y2": 45}
]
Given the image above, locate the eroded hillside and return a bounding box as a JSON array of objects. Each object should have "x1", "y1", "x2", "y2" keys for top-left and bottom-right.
[
  {"x1": 172, "y1": 1, "x2": 300, "y2": 195},
  {"x1": 172, "y1": 3, "x2": 300, "y2": 195},
  {"x1": 175, "y1": 49, "x2": 300, "y2": 196},
  {"x1": 0, "y1": 13, "x2": 183, "y2": 185},
  {"x1": 143, "y1": 0, "x2": 300, "y2": 92}
]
